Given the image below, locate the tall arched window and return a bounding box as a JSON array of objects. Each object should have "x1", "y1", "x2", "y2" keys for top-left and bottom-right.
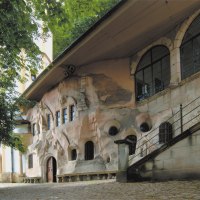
[
  {"x1": 125, "y1": 135, "x2": 137, "y2": 155},
  {"x1": 85, "y1": 141, "x2": 94, "y2": 160},
  {"x1": 135, "y1": 45, "x2": 170, "y2": 101},
  {"x1": 181, "y1": 14, "x2": 200, "y2": 79},
  {"x1": 159, "y1": 122, "x2": 173, "y2": 144}
]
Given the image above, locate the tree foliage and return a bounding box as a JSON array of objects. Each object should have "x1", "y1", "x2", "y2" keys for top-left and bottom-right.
[
  {"x1": 0, "y1": 0, "x2": 67, "y2": 76},
  {"x1": 0, "y1": 0, "x2": 66, "y2": 151},
  {"x1": 49, "y1": 0, "x2": 121, "y2": 58},
  {"x1": 0, "y1": 0, "x2": 121, "y2": 151},
  {"x1": 0, "y1": 71, "x2": 32, "y2": 152}
]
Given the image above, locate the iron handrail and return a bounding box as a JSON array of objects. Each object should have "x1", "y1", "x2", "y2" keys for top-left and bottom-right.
[{"x1": 129, "y1": 95, "x2": 200, "y2": 164}]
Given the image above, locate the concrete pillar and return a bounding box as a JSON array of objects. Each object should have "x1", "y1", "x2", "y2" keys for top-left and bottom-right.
[
  {"x1": 19, "y1": 153, "x2": 23, "y2": 176},
  {"x1": 170, "y1": 47, "x2": 181, "y2": 86},
  {"x1": 1, "y1": 146, "x2": 5, "y2": 173},
  {"x1": 115, "y1": 140, "x2": 129, "y2": 182},
  {"x1": 0, "y1": 153, "x2": 2, "y2": 173}
]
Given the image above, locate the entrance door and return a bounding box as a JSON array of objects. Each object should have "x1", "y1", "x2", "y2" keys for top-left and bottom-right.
[{"x1": 47, "y1": 157, "x2": 57, "y2": 182}]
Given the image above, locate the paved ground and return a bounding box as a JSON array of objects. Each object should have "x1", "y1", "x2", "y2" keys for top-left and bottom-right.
[{"x1": 0, "y1": 179, "x2": 200, "y2": 200}]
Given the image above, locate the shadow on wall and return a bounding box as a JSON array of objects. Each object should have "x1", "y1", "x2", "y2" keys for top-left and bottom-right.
[{"x1": 91, "y1": 74, "x2": 132, "y2": 105}]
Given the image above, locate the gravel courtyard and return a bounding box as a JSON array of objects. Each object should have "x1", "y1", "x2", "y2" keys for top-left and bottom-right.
[{"x1": 0, "y1": 179, "x2": 200, "y2": 200}]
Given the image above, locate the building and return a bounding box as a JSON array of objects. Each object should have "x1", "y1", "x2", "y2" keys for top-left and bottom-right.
[
  {"x1": 19, "y1": 0, "x2": 200, "y2": 182},
  {"x1": 0, "y1": 31, "x2": 52, "y2": 183}
]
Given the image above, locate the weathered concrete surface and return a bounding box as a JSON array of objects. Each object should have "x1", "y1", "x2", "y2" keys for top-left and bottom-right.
[
  {"x1": 128, "y1": 129, "x2": 200, "y2": 181},
  {"x1": 0, "y1": 180, "x2": 200, "y2": 200}
]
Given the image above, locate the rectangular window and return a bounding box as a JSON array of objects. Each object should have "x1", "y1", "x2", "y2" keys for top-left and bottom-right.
[
  {"x1": 56, "y1": 111, "x2": 61, "y2": 127},
  {"x1": 28, "y1": 154, "x2": 33, "y2": 169},
  {"x1": 70, "y1": 105, "x2": 75, "y2": 121},
  {"x1": 62, "y1": 108, "x2": 68, "y2": 124},
  {"x1": 47, "y1": 114, "x2": 51, "y2": 130},
  {"x1": 32, "y1": 123, "x2": 36, "y2": 136}
]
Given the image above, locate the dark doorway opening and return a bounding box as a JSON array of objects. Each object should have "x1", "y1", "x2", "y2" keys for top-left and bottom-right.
[
  {"x1": 47, "y1": 156, "x2": 57, "y2": 182},
  {"x1": 85, "y1": 141, "x2": 94, "y2": 160},
  {"x1": 126, "y1": 135, "x2": 137, "y2": 155}
]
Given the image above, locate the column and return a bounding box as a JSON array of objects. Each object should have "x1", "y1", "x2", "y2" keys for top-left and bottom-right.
[
  {"x1": 114, "y1": 140, "x2": 129, "y2": 182},
  {"x1": 19, "y1": 152, "x2": 23, "y2": 176}
]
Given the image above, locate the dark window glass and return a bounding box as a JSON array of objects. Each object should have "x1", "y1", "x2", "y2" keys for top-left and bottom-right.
[
  {"x1": 144, "y1": 66, "x2": 152, "y2": 97},
  {"x1": 159, "y1": 122, "x2": 173, "y2": 144},
  {"x1": 71, "y1": 149, "x2": 77, "y2": 161},
  {"x1": 161, "y1": 56, "x2": 170, "y2": 87},
  {"x1": 126, "y1": 135, "x2": 137, "y2": 155},
  {"x1": 32, "y1": 123, "x2": 36, "y2": 136},
  {"x1": 70, "y1": 105, "x2": 75, "y2": 121},
  {"x1": 56, "y1": 111, "x2": 60, "y2": 127},
  {"x1": 28, "y1": 154, "x2": 33, "y2": 168},
  {"x1": 181, "y1": 15, "x2": 200, "y2": 79},
  {"x1": 47, "y1": 114, "x2": 51, "y2": 130},
  {"x1": 108, "y1": 126, "x2": 119, "y2": 136},
  {"x1": 63, "y1": 108, "x2": 68, "y2": 124},
  {"x1": 193, "y1": 35, "x2": 200, "y2": 73},
  {"x1": 140, "y1": 122, "x2": 151, "y2": 132},
  {"x1": 85, "y1": 141, "x2": 94, "y2": 160},
  {"x1": 135, "y1": 46, "x2": 170, "y2": 101},
  {"x1": 137, "y1": 51, "x2": 151, "y2": 71}
]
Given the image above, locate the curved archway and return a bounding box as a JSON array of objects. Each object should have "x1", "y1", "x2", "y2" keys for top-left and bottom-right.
[
  {"x1": 135, "y1": 45, "x2": 170, "y2": 101},
  {"x1": 85, "y1": 141, "x2": 94, "y2": 160},
  {"x1": 180, "y1": 14, "x2": 200, "y2": 79},
  {"x1": 46, "y1": 156, "x2": 57, "y2": 182},
  {"x1": 159, "y1": 121, "x2": 173, "y2": 144}
]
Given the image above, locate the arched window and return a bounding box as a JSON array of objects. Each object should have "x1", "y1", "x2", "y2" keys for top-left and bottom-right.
[
  {"x1": 135, "y1": 45, "x2": 170, "y2": 101},
  {"x1": 71, "y1": 149, "x2": 77, "y2": 161},
  {"x1": 159, "y1": 122, "x2": 173, "y2": 144},
  {"x1": 125, "y1": 135, "x2": 137, "y2": 155},
  {"x1": 85, "y1": 141, "x2": 94, "y2": 160},
  {"x1": 181, "y1": 14, "x2": 200, "y2": 79}
]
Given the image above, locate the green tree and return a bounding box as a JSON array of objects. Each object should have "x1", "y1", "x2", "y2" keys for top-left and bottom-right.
[
  {"x1": 49, "y1": 0, "x2": 121, "y2": 58},
  {"x1": 0, "y1": 0, "x2": 66, "y2": 151},
  {"x1": 0, "y1": 0, "x2": 121, "y2": 151}
]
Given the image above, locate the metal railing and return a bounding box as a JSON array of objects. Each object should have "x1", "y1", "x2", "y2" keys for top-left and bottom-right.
[{"x1": 129, "y1": 95, "x2": 200, "y2": 165}]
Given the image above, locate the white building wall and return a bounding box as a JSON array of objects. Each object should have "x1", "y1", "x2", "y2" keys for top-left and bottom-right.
[
  {"x1": 13, "y1": 150, "x2": 20, "y2": 173},
  {"x1": 4, "y1": 147, "x2": 12, "y2": 173}
]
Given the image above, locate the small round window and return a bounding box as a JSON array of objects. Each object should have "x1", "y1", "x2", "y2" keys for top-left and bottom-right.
[
  {"x1": 108, "y1": 126, "x2": 119, "y2": 136},
  {"x1": 140, "y1": 122, "x2": 151, "y2": 132}
]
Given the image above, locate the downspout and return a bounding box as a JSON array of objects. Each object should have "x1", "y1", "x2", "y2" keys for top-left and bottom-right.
[{"x1": 11, "y1": 148, "x2": 14, "y2": 183}]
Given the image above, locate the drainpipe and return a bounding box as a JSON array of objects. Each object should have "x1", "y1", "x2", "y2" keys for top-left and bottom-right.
[
  {"x1": 180, "y1": 104, "x2": 183, "y2": 134},
  {"x1": 11, "y1": 148, "x2": 14, "y2": 183}
]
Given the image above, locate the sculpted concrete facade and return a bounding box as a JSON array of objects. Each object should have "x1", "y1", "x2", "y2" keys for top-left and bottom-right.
[
  {"x1": 22, "y1": 1, "x2": 200, "y2": 182},
  {"x1": 26, "y1": 59, "x2": 137, "y2": 181}
]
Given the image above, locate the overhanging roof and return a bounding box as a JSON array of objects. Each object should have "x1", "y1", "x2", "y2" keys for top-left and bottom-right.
[{"x1": 23, "y1": 0, "x2": 200, "y2": 101}]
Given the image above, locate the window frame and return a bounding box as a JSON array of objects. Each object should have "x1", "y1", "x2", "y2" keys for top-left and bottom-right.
[
  {"x1": 28, "y1": 154, "x2": 33, "y2": 169},
  {"x1": 135, "y1": 45, "x2": 170, "y2": 101},
  {"x1": 71, "y1": 149, "x2": 77, "y2": 161},
  {"x1": 85, "y1": 141, "x2": 94, "y2": 160},
  {"x1": 47, "y1": 114, "x2": 51, "y2": 130},
  {"x1": 62, "y1": 108, "x2": 68, "y2": 124},
  {"x1": 56, "y1": 111, "x2": 61, "y2": 127},
  {"x1": 180, "y1": 15, "x2": 200, "y2": 80},
  {"x1": 159, "y1": 122, "x2": 173, "y2": 144},
  {"x1": 32, "y1": 123, "x2": 36, "y2": 136},
  {"x1": 69, "y1": 105, "x2": 75, "y2": 122}
]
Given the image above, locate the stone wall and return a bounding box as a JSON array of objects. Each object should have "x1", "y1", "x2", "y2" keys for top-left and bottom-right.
[
  {"x1": 136, "y1": 129, "x2": 200, "y2": 180},
  {"x1": 26, "y1": 58, "x2": 138, "y2": 181},
  {"x1": 25, "y1": 8, "x2": 200, "y2": 182}
]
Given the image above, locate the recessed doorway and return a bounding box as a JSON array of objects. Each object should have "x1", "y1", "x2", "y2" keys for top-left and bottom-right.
[{"x1": 46, "y1": 157, "x2": 57, "y2": 182}]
